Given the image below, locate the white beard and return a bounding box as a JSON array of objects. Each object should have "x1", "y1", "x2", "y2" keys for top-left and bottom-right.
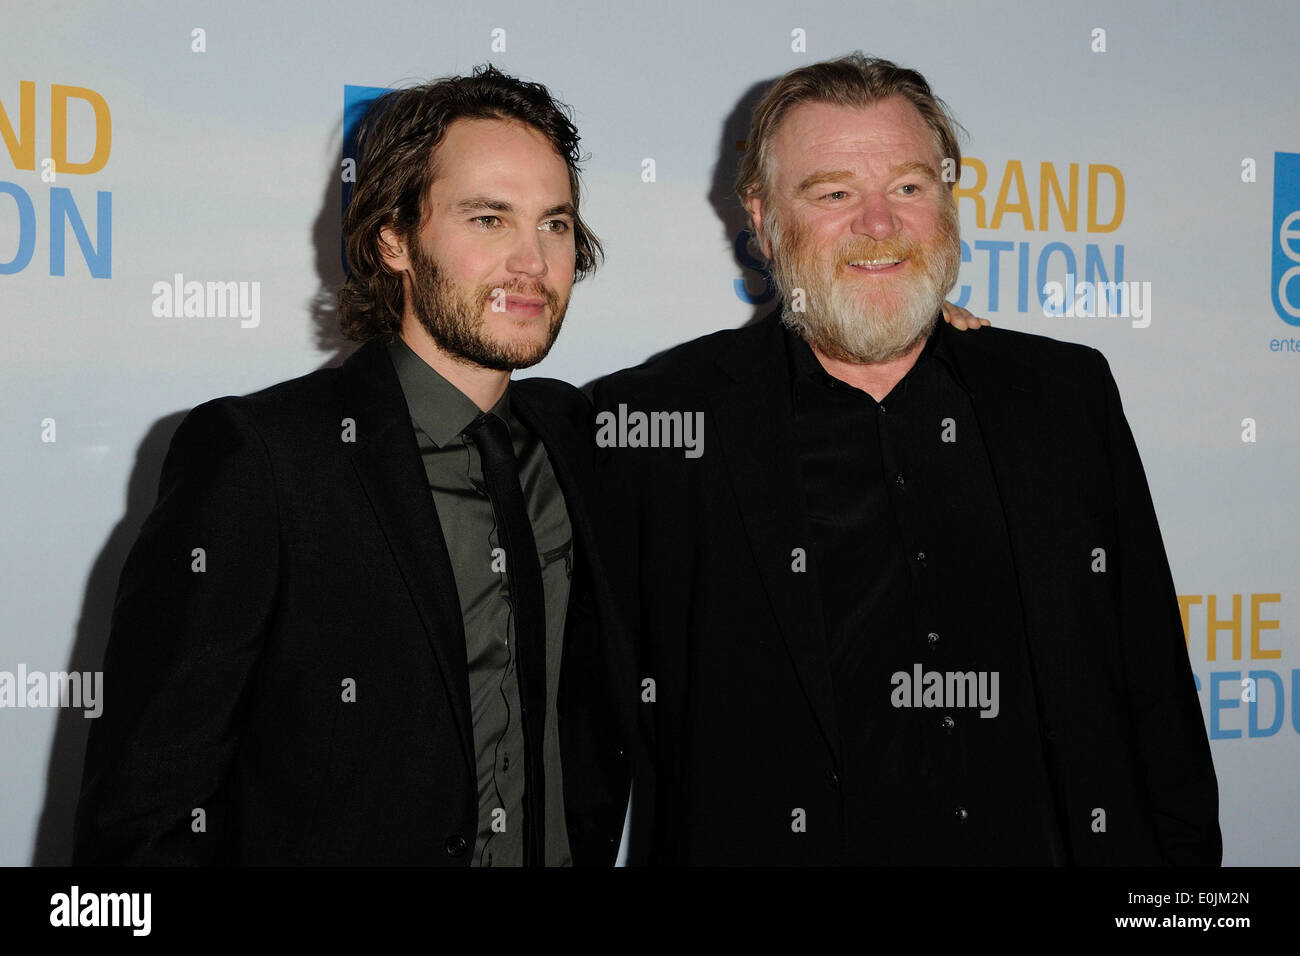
[{"x1": 767, "y1": 207, "x2": 960, "y2": 364}]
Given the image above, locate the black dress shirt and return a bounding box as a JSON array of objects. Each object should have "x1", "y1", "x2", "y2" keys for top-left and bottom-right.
[{"x1": 787, "y1": 319, "x2": 1065, "y2": 864}]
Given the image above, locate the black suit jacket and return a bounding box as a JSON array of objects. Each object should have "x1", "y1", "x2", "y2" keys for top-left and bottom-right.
[
  {"x1": 594, "y1": 314, "x2": 1221, "y2": 866},
  {"x1": 74, "y1": 338, "x2": 637, "y2": 865}
]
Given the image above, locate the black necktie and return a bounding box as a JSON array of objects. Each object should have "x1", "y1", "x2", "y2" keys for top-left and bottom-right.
[{"x1": 463, "y1": 411, "x2": 547, "y2": 867}]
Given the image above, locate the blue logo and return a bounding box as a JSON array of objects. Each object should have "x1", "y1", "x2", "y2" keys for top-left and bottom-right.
[{"x1": 1272, "y1": 151, "x2": 1300, "y2": 326}]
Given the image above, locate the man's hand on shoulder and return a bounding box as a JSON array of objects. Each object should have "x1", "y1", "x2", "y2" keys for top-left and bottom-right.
[{"x1": 941, "y1": 301, "x2": 991, "y2": 330}]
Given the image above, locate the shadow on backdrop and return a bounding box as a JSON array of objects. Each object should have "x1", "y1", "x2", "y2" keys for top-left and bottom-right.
[
  {"x1": 581, "y1": 75, "x2": 780, "y2": 396},
  {"x1": 32, "y1": 113, "x2": 356, "y2": 864}
]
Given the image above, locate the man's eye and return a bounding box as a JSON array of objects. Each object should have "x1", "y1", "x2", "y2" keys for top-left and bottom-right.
[
  {"x1": 472, "y1": 215, "x2": 502, "y2": 228},
  {"x1": 899, "y1": 183, "x2": 919, "y2": 195},
  {"x1": 824, "y1": 190, "x2": 848, "y2": 201},
  {"x1": 541, "y1": 219, "x2": 571, "y2": 234}
]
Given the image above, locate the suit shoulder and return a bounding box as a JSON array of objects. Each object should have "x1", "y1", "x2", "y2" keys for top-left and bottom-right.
[
  {"x1": 512, "y1": 376, "x2": 596, "y2": 442},
  {"x1": 174, "y1": 360, "x2": 348, "y2": 455},
  {"x1": 595, "y1": 323, "x2": 760, "y2": 398},
  {"x1": 956, "y1": 325, "x2": 1102, "y2": 361},
  {"x1": 242, "y1": 359, "x2": 347, "y2": 415},
  {"x1": 514, "y1": 375, "x2": 590, "y2": 413},
  {"x1": 947, "y1": 325, "x2": 1109, "y2": 385},
  {"x1": 201, "y1": 358, "x2": 346, "y2": 419}
]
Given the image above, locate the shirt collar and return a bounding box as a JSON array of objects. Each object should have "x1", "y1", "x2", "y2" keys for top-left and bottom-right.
[
  {"x1": 386, "y1": 336, "x2": 511, "y2": 446},
  {"x1": 783, "y1": 312, "x2": 973, "y2": 401}
]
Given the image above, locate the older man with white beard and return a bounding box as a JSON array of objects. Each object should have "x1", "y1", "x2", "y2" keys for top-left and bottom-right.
[{"x1": 596, "y1": 53, "x2": 1219, "y2": 867}]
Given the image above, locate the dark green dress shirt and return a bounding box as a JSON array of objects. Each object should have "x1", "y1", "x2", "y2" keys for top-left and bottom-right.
[{"x1": 387, "y1": 337, "x2": 574, "y2": 866}]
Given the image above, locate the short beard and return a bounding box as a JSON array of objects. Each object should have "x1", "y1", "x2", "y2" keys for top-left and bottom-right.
[
  {"x1": 766, "y1": 199, "x2": 961, "y2": 364},
  {"x1": 406, "y1": 239, "x2": 568, "y2": 372}
]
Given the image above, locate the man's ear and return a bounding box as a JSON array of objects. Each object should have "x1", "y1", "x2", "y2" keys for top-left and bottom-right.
[
  {"x1": 378, "y1": 225, "x2": 410, "y2": 274},
  {"x1": 743, "y1": 192, "x2": 773, "y2": 260}
]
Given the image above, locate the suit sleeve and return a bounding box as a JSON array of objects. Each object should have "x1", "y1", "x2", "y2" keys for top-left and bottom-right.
[
  {"x1": 1097, "y1": 353, "x2": 1222, "y2": 865},
  {"x1": 73, "y1": 399, "x2": 281, "y2": 864}
]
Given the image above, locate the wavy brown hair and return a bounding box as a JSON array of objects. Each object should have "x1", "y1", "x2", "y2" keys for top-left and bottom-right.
[
  {"x1": 735, "y1": 53, "x2": 963, "y2": 248},
  {"x1": 338, "y1": 65, "x2": 603, "y2": 342}
]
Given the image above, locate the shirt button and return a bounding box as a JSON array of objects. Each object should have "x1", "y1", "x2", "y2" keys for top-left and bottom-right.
[
  {"x1": 916, "y1": 551, "x2": 927, "y2": 562},
  {"x1": 895, "y1": 474, "x2": 905, "y2": 487},
  {"x1": 879, "y1": 404, "x2": 887, "y2": 415},
  {"x1": 927, "y1": 631, "x2": 940, "y2": 645},
  {"x1": 941, "y1": 715, "x2": 956, "y2": 732},
  {"x1": 445, "y1": 835, "x2": 469, "y2": 857},
  {"x1": 825, "y1": 768, "x2": 840, "y2": 790},
  {"x1": 954, "y1": 806, "x2": 969, "y2": 822}
]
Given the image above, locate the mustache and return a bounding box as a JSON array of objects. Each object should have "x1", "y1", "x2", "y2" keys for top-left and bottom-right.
[
  {"x1": 472, "y1": 278, "x2": 562, "y2": 313},
  {"x1": 832, "y1": 236, "x2": 922, "y2": 267}
]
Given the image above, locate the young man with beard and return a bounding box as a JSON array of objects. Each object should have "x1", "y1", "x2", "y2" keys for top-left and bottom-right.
[
  {"x1": 594, "y1": 54, "x2": 1220, "y2": 866},
  {"x1": 74, "y1": 66, "x2": 638, "y2": 866}
]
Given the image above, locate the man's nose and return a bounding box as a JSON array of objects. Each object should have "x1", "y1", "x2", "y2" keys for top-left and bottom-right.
[
  {"x1": 506, "y1": 228, "x2": 548, "y2": 278},
  {"x1": 850, "y1": 194, "x2": 899, "y2": 241}
]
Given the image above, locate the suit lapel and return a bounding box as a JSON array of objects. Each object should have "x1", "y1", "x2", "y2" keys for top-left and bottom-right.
[
  {"x1": 514, "y1": 381, "x2": 637, "y2": 863},
  {"x1": 511, "y1": 383, "x2": 588, "y2": 566},
  {"x1": 337, "y1": 340, "x2": 475, "y2": 779},
  {"x1": 709, "y1": 317, "x2": 840, "y2": 764},
  {"x1": 938, "y1": 324, "x2": 1069, "y2": 727},
  {"x1": 938, "y1": 324, "x2": 1057, "y2": 587},
  {"x1": 513, "y1": 382, "x2": 639, "y2": 708}
]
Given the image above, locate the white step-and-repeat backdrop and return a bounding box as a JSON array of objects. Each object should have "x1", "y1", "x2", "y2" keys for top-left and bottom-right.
[{"x1": 2, "y1": 0, "x2": 1297, "y2": 865}]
